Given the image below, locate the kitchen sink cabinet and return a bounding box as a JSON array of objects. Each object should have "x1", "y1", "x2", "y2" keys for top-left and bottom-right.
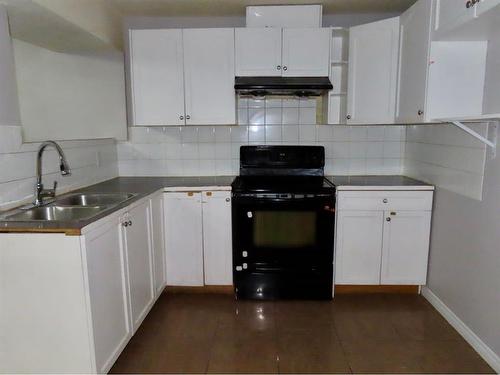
[
  {"x1": 335, "y1": 190, "x2": 433, "y2": 286},
  {"x1": 235, "y1": 27, "x2": 330, "y2": 77},
  {"x1": 82, "y1": 216, "x2": 132, "y2": 373},
  {"x1": 121, "y1": 200, "x2": 155, "y2": 332},
  {"x1": 346, "y1": 17, "x2": 400, "y2": 124},
  {"x1": 164, "y1": 190, "x2": 232, "y2": 287},
  {"x1": 0, "y1": 192, "x2": 166, "y2": 373},
  {"x1": 129, "y1": 28, "x2": 235, "y2": 126}
]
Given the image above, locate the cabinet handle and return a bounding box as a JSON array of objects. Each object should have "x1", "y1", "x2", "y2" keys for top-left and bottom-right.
[
  {"x1": 346, "y1": 115, "x2": 351, "y2": 120},
  {"x1": 225, "y1": 197, "x2": 230, "y2": 202},
  {"x1": 386, "y1": 217, "x2": 391, "y2": 222},
  {"x1": 418, "y1": 110, "x2": 424, "y2": 116},
  {"x1": 277, "y1": 65, "x2": 281, "y2": 70},
  {"x1": 123, "y1": 222, "x2": 128, "y2": 227},
  {"x1": 206, "y1": 191, "x2": 212, "y2": 197},
  {"x1": 180, "y1": 115, "x2": 184, "y2": 120},
  {"x1": 283, "y1": 66, "x2": 288, "y2": 71},
  {"x1": 186, "y1": 115, "x2": 191, "y2": 120},
  {"x1": 128, "y1": 220, "x2": 132, "y2": 226},
  {"x1": 383, "y1": 198, "x2": 388, "y2": 203}
]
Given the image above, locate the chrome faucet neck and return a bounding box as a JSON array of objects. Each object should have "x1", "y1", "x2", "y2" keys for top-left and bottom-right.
[{"x1": 34, "y1": 141, "x2": 71, "y2": 206}]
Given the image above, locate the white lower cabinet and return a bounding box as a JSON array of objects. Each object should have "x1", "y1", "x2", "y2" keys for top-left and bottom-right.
[
  {"x1": 381, "y1": 210, "x2": 431, "y2": 284},
  {"x1": 164, "y1": 190, "x2": 232, "y2": 287},
  {"x1": 150, "y1": 192, "x2": 167, "y2": 295},
  {"x1": 83, "y1": 218, "x2": 131, "y2": 373},
  {"x1": 202, "y1": 191, "x2": 233, "y2": 285},
  {"x1": 121, "y1": 201, "x2": 155, "y2": 331},
  {"x1": 335, "y1": 190, "x2": 433, "y2": 285}
]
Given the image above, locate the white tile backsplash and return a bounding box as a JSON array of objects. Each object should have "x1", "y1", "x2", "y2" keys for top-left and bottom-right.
[
  {"x1": 118, "y1": 98, "x2": 406, "y2": 178},
  {"x1": 404, "y1": 123, "x2": 488, "y2": 200}
]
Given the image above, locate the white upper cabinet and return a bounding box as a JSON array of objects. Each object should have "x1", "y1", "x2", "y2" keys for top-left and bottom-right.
[
  {"x1": 282, "y1": 28, "x2": 330, "y2": 76},
  {"x1": 235, "y1": 28, "x2": 282, "y2": 76},
  {"x1": 434, "y1": 0, "x2": 476, "y2": 35},
  {"x1": 129, "y1": 29, "x2": 185, "y2": 126},
  {"x1": 475, "y1": 0, "x2": 500, "y2": 16},
  {"x1": 346, "y1": 17, "x2": 400, "y2": 124},
  {"x1": 183, "y1": 28, "x2": 236, "y2": 125},
  {"x1": 396, "y1": 0, "x2": 433, "y2": 123},
  {"x1": 235, "y1": 28, "x2": 330, "y2": 77}
]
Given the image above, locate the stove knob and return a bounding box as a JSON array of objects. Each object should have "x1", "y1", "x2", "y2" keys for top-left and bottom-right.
[
  {"x1": 242, "y1": 251, "x2": 248, "y2": 258},
  {"x1": 236, "y1": 266, "x2": 243, "y2": 271},
  {"x1": 242, "y1": 263, "x2": 248, "y2": 269},
  {"x1": 247, "y1": 211, "x2": 253, "y2": 218}
]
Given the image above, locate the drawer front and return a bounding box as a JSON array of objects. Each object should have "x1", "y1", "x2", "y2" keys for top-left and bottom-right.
[{"x1": 337, "y1": 191, "x2": 433, "y2": 211}]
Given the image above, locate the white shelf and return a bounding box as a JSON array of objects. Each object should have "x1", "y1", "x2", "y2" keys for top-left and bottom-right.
[
  {"x1": 431, "y1": 114, "x2": 500, "y2": 122},
  {"x1": 331, "y1": 60, "x2": 348, "y2": 65}
]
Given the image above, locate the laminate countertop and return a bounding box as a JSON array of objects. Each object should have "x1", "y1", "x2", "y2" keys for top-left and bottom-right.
[
  {"x1": 327, "y1": 175, "x2": 434, "y2": 191},
  {"x1": 0, "y1": 176, "x2": 235, "y2": 235}
]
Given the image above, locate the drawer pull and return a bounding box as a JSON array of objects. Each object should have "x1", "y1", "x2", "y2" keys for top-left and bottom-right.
[
  {"x1": 206, "y1": 191, "x2": 212, "y2": 197},
  {"x1": 390, "y1": 212, "x2": 397, "y2": 216},
  {"x1": 383, "y1": 198, "x2": 388, "y2": 203},
  {"x1": 386, "y1": 217, "x2": 391, "y2": 222}
]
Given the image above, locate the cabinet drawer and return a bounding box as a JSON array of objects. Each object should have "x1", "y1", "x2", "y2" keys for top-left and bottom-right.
[{"x1": 337, "y1": 191, "x2": 433, "y2": 211}]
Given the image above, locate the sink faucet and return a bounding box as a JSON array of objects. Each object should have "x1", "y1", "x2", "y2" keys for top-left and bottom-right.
[{"x1": 34, "y1": 140, "x2": 71, "y2": 206}]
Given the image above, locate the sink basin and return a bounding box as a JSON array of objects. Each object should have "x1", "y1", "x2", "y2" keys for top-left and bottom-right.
[
  {"x1": 5, "y1": 206, "x2": 107, "y2": 222},
  {"x1": 55, "y1": 193, "x2": 137, "y2": 207}
]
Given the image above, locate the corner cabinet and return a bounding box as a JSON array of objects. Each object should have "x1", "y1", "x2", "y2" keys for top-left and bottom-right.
[
  {"x1": 129, "y1": 28, "x2": 235, "y2": 126},
  {"x1": 0, "y1": 192, "x2": 166, "y2": 374},
  {"x1": 335, "y1": 190, "x2": 434, "y2": 286},
  {"x1": 235, "y1": 27, "x2": 330, "y2": 77},
  {"x1": 164, "y1": 190, "x2": 232, "y2": 287}
]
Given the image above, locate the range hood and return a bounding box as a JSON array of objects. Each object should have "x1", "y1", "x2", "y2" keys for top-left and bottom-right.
[{"x1": 235, "y1": 76, "x2": 333, "y2": 97}]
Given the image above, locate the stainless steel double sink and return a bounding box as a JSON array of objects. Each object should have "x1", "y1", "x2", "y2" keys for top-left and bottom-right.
[{"x1": 3, "y1": 193, "x2": 137, "y2": 222}]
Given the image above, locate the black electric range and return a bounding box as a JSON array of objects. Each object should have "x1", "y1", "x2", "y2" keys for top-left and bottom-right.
[{"x1": 231, "y1": 146, "x2": 336, "y2": 300}]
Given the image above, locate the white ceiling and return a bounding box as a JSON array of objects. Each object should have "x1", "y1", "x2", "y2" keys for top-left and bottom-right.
[{"x1": 108, "y1": 0, "x2": 418, "y2": 17}]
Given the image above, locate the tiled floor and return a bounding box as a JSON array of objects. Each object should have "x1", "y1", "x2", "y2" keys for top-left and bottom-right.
[{"x1": 110, "y1": 293, "x2": 494, "y2": 374}]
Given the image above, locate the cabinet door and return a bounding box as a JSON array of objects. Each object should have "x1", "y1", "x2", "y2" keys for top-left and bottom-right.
[
  {"x1": 235, "y1": 28, "x2": 282, "y2": 76},
  {"x1": 475, "y1": 0, "x2": 500, "y2": 16},
  {"x1": 396, "y1": 0, "x2": 433, "y2": 123},
  {"x1": 435, "y1": 0, "x2": 476, "y2": 34},
  {"x1": 129, "y1": 29, "x2": 185, "y2": 126},
  {"x1": 123, "y1": 202, "x2": 155, "y2": 331},
  {"x1": 150, "y1": 193, "x2": 166, "y2": 295},
  {"x1": 381, "y1": 211, "x2": 431, "y2": 285},
  {"x1": 164, "y1": 192, "x2": 204, "y2": 286},
  {"x1": 347, "y1": 17, "x2": 399, "y2": 124},
  {"x1": 281, "y1": 28, "x2": 330, "y2": 76},
  {"x1": 202, "y1": 191, "x2": 233, "y2": 286},
  {"x1": 83, "y1": 218, "x2": 131, "y2": 373},
  {"x1": 335, "y1": 210, "x2": 384, "y2": 284},
  {"x1": 183, "y1": 28, "x2": 236, "y2": 125}
]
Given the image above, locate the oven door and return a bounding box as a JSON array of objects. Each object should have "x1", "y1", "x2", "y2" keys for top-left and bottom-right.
[{"x1": 232, "y1": 193, "x2": 335, "y2": 299}]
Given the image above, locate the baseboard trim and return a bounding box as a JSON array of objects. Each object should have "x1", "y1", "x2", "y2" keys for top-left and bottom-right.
[
  {"x1": 335, "y1": 285, "x2": 419, "y2": 294},
  {"x1": 422, "y1": 286, "x2": 500, "y2": 373},
  {"x1": 165, "y1": 285, "x2": 234, "y2": 294}
]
